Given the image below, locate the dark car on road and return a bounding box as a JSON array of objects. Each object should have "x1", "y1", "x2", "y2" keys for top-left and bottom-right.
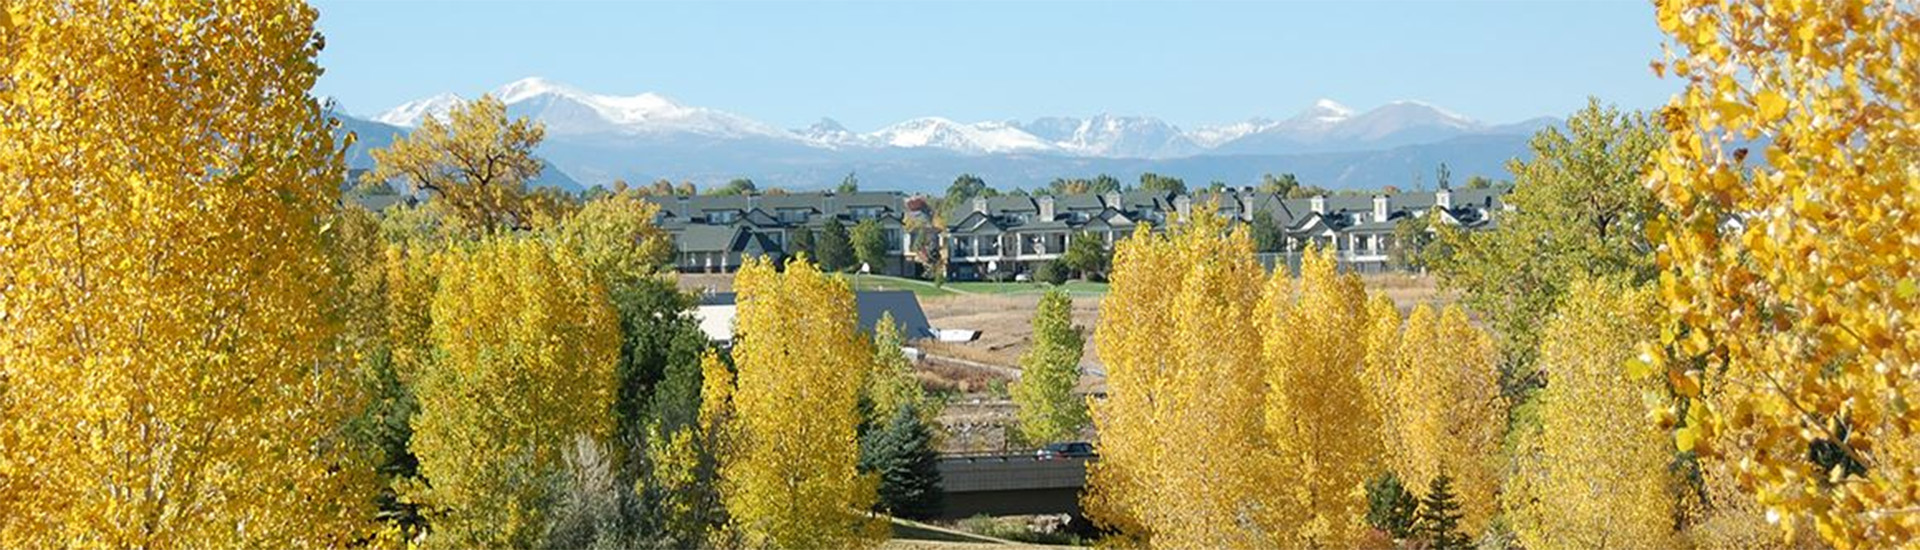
[{"x1": 1036, "y1": 441, "x2": 1096, "y2": 460}]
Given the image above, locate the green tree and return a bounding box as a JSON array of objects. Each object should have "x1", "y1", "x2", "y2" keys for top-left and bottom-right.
[
  {"x1": 1464, "y1": 175, "x2": 1495, "y2": 190},
  {"x1": 1249, "y1": 209, "x2": 1285, "y2": 253},
  {"x1": 864, "y1": 312, "x2": 935, "y2": 429},
  {"x1": 1011, "y1": 290, "x2": 1087, "y2": 446},
  {"x1": 1259, "y1": 173, "x2": 1301, "y2": 196},
  {"x1": 1137, "y1": 172, "x2": 1187, "y2": 194},
  {"x1": 1059, "y1": 232, "x2": 1111, "y2": 280},
  {"x1": 1365, "y1": 472, "x2": 1419, "y2": 540},
  {"x1": 941, "y1": 173, "x2": 998, "y2": 222},
  {"x1": 816, "y1": 218, "x2": 855, "y2": 271},
  {"x1": 838, "y1": 171, "x2": 860, "y2": 194},
  {"x1": 858, "y1": 403, "x2": 944, "y2": 520},
  {"x1": 1389, "y1": 214, "x2": 1432, "y2": 271},
  {"x1": 789, "y1": 226, "x2": 816, "y2": 259},
  {"x1": 1416, "y1": 473, "x2": 1470, "y2": 550},
  {"x1": 1427, "y1": 98, "x2": 1661, "y2": 397},
  {"x1": 708, "y1": 178, "x2": 758, "y2": 196},
  {"x1": 1032, "y1": 260, "x2": 1069, "y2": 286},
  {"x1": 850, "y1": 219, "x2": 890, "y2": 273}
]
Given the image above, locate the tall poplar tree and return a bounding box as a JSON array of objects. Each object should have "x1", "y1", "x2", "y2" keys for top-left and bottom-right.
[
  {"x1": 1086, "y1": 206, "x2": 1276, "y2": 549},
  {"x1": 1508, "y1": 277, "x2": 1674, "y2": 549},
  {"x1": 409, "y1": 237, "x2": 620, "y2": 548},
  {"x1": 1390, "y1": 304, "x2": 1504, "y2": 533},
  {"x1": 1258, "y1": 248, "x2": 1385, "y2": 547},
  {"x1": 718, "y1": 257, "x2": 884, "y2": 549},
  {"x1": 0, "y1": 1, "x2": 379, "y2": 545},
  {"x1": 1012, "y1": 289, "x2": 1087, "y2": 446}
]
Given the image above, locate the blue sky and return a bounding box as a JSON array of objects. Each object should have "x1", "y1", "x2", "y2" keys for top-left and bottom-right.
[{"x1": 313, "y1": 1, "x2": 1673, "y2": 130}]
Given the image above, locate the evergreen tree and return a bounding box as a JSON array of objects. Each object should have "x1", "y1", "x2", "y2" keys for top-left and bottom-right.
[
  {"x1": 789, "y1": 225, "x2": 816, "y2": 260},
  {"x1": 1365, "y1": 472, "x2": 1418, "y2": 539},
  {"x1": 1416, "y1": 473, "x2": 1471, "y2": 550},
  {"x1": 857, "y1": 402, "x2": 945, "y2": 520},
  {"x1": 816, "y1": 218, "x2": 855, "y2": 271},
  {"x1": 1249, "y1": 210, "x2": 1285, "y2": 253}
]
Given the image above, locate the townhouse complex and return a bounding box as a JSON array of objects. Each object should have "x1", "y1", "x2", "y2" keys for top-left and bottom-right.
[{"x1": 641, "y1": 186, "x2": 1511, "y2": 278}]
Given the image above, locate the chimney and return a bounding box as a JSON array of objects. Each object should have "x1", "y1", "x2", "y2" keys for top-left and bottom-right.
[
  {"x1": 973, "y1": 196, "x2": 989, "y2": 215},
  {"x1": 1174, "y1": 195, "x2": 1192, "y2": 220},
  {"x1": 1373, "y1": 194, "x2": 1389, "y2": 223},
  {"x1": 1436, "y1": 188, "x2": 1452, "y2": 210},
  {"x1": 676, "y1": 195, "x2": 691, "y2": 218},
  {"x1": 1037, "y1": 196, "x2": 1056, "y2": 220},
  {"x1": 1310, "y1": 195, "x2": 1326, "y2": 214},
  {"x1": 1103, "y1": 191, "x2": 1121, "y2": 210}
]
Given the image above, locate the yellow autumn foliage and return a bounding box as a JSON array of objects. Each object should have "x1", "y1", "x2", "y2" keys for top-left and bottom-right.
[
  {"x1": 0, "y1": 0, "x2": 380, "y2": 546},
  {"x1": 1259, "y1": 247, "x2": 1385, "y2": 547},
  {"x1": 1509, "y1": 278, "x2": 1675, "y2": 550},
  {"x1": 1646, "y1": 0, "x2": 1919, "y2": 545},
  {"x1": 367, "y1": 95, "x2": 551, "y2": 234},
  {"x1": 1389, "y1": 304, "x2": 1504, "y2": 534},
  {"x1": 719, "y1": 257, "x2": 885, "y2": 549},
  {"x1": 409, "y1": 237, "x2": 619, "y2": 548},
  {"x1": 1086, "y1": 205, "x2": 1276, "y2": 548}
]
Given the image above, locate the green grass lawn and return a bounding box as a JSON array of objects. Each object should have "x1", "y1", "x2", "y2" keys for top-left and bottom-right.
[
  {"x1": 843, "y1": 275, "x2": 1108, "y2": 298},
  {"x1": 946, "y1": 279, "x2": 1108, "y2": 296}
]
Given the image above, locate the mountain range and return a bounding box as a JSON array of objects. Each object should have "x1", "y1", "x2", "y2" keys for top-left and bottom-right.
[{"x1": 340, "y1": 77, "x2": 1560, "y2": 194}]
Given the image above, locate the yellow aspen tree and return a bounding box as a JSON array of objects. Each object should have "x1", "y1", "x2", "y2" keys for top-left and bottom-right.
[
  {"x1": 868, "y1": 311, "x2": 938, "y2": 428},
  {"x1": 1086, "y1": 205, "x2": 1276, "y2": 548},
  {"x1": 721, "y1": 257, "x2": 885, "y2": 549},
  {"x1": 0, "y1": 1, "x2": 379, "y2": 546},
  {"x1": 409, "y1": 237, "x2": 619, "y2": 548},
  {"x1": 366, "y1": 95, "x2": 549, "y2": 233},
  {"x1": 553, "y1": 192, "x2": 675, "y2": 287},
  {"x1": 1259, "y1": 250, "x2": 1382, "y2": 546},
  {"x1": 1361, "y1": 292, "x2": 1405, "y2": 468},
  {"x1": 1509, "y1": 278, "x2": 1675, "y2": 549},
  {"x1": 1392, "y1": 304, "x2": 1505, "y2": 533},
  {"x1": 1644, "y1": 1, "x2": 1919, "y2": 545},
  {"x1": 1012, "y1": 288, "x2": 1088, "y2": 446},
  {"x1": 1258, "y1": 247, "x2": 1384, "y2": 547}
]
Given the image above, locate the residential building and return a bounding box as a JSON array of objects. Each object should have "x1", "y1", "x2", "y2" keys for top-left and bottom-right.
[{"x1": 644, "y1": 186, "x2": 1509, "y2": 278}]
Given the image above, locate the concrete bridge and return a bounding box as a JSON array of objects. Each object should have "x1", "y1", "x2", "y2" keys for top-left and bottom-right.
[{"x1": 936, "y1": 452, "x2": 1089, "y2": 520}]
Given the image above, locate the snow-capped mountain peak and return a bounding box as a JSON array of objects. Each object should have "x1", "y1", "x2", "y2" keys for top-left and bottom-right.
[
  {"x1": 374, "y1": 93, "x2": 463, "y2": 127},
  {"x1": 1311, "y1": 98, "x2": 1355, "y2": 120},
  {"x1": 868, "y1": 117, "x2": 1055, "y2": 155}
]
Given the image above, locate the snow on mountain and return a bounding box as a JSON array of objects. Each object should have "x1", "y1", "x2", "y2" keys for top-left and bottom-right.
[
  {"x1": 374, "y1": 93, "x2": 463, "y2": 127},
  {"x1": 374, "y1": 80, "x2": 1550, "y2": 164},
  {"x1": 1017, "y1": 114, "x2": 1199, "y2": 158},
  {"x1": 378, "y1": 77, "x2": 798, "y2": 140},
  {"x1": 793, "y1": 117, "x2": 870, "y2": 149},
  {"x1": 866, "y1": 117, "x2": 1057, "y2": 155}
]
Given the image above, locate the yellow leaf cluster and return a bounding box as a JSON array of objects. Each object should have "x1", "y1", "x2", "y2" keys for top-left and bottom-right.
[
  {"x1": 718, "y1": 257, "x2": 885, "y2": 549},
  {"x1": 1087, "y1": 203, "x2": 1386, "y2": 548},
  {"x1": 1647, "y1": 0, "x2": 1919, "y2": 545},
  {"x1": 409, "y1": 237, "x2": 619, "y2": 548},
  {"x1": 1387, "y1": 304, "x2": 1504, "y2": 534},
  {"x1": 0, "y1": 0, "x2": 379, "y2": 546},
  {"x1": 367, "y1": 95, "x2": 551, "y2": 234},
  {"x1": 1508, "y1": 278, "x2": 1675, "y2": 550},
  {"x1": 1260, "y1": 247, "x2": 1387, "y2": 547},
  {"x1": 553, "y1": 192, "x2": 675, "y2": 288}
]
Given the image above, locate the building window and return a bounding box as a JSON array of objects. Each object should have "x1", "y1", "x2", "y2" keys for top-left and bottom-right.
[{"x1": 706, "y1": 210, "x2": 738, "y2": 224}]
